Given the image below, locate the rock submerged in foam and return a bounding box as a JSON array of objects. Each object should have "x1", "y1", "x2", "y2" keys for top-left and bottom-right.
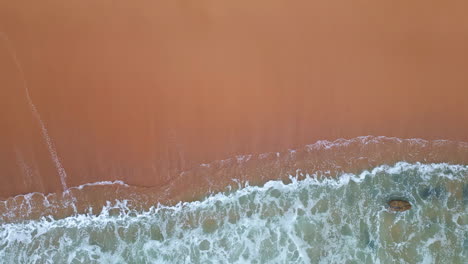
[{"x1": 388, "y1": 200, "x2": 412, "y2": 212}]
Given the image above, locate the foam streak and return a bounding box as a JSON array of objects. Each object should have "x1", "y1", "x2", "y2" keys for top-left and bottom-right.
[{"x1": 0, "y1": 32, "x2": 68, "y2": 191}]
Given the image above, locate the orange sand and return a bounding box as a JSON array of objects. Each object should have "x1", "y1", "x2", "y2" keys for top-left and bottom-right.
[{"x1": 1, "y1": 0, "x2": 467, "y2": 199}]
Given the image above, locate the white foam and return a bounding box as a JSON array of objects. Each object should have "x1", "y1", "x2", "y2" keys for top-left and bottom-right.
[
  {"x1": 0, "y1": 162, "x2": 467, "y2": 263},
  {"x1": 236, "y1": 154, "x2": 252, "y2": 163},
  {"x1": 71, "y1": 180, "x2": 129, "y2": 191}
]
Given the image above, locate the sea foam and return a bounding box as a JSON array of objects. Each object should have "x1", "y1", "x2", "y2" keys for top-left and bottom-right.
[{"x1": 0, "y1": 162, "x2": 467, "y2": 263}]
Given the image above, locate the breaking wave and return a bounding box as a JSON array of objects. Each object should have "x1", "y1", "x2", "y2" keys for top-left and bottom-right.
[
  {"x1": 0, "y1": 162, "x2": 467, "y2": 263},
  {"x1": 0, "y1": 136, "x2": 467, "y2": 263}
]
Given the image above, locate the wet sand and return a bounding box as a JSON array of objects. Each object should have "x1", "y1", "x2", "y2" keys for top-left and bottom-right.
[
  {"x1": 1, "y1": 1, "x2": 468, "y2": 199},
  {"x1": 1, "y1": 136, "x2": 467, "y2": 223}
]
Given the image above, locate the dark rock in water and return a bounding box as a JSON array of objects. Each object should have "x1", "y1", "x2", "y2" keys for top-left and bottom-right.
[{"x1": 388, "y1": 200, "x2": 411, "y2": 212}]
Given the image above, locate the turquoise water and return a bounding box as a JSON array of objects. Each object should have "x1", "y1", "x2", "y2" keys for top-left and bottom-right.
[{"x1": 0, "y1": 162, "x2": 467, "y2": 263}]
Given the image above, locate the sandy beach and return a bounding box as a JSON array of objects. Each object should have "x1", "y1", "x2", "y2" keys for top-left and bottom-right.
[{"x1": 1, "y1": 0, "x2": 468, "y2": 200}]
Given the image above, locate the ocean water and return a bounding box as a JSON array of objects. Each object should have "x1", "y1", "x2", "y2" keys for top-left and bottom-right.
[{"x1": 1, "y1": 162, "x2": 467, "y2": 264}]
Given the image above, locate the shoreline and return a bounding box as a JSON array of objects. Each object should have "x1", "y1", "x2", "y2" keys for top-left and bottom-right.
[{"x1": 1, "y1": 136, "x2": 467, "y2": 223}]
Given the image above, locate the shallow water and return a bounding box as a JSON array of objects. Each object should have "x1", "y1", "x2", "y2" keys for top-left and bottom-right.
[{"x1": 1, "y1": 162, "x2": 467, "y2": 263}]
